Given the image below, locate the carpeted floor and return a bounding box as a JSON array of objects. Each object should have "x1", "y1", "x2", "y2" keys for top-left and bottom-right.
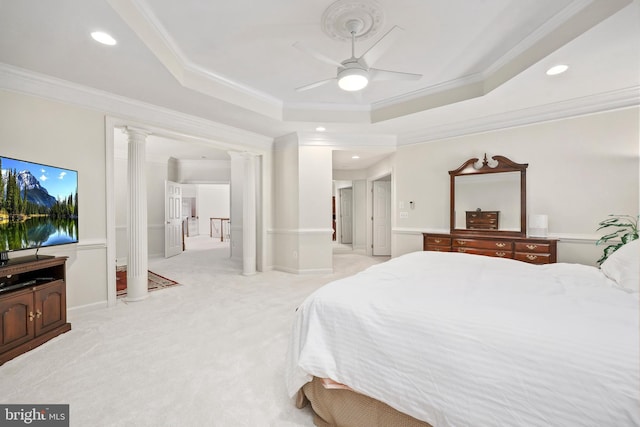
[
  {"x1": 116, "y1": 267, "x2": 181, "y2": 298},
  {"x1": 0, "y1": 236, "x2": 388, "y2": 426}
]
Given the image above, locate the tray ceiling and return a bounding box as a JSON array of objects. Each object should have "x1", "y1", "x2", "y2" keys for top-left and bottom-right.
[{"x1": 0, "y1": 0, "x2": 637, "y2": 144}]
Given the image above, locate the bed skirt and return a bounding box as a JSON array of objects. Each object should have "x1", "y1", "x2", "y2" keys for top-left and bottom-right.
[{"x1": 297, "y1": 377, "x2": 433, "y2": 427}]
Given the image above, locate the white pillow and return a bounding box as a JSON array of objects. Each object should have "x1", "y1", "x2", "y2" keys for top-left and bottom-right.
[{"x1": 600, "y1": 239, "x2": 640, "y2": 292}]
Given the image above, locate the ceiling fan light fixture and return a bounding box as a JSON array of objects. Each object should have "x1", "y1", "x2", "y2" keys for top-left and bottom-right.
[{"x1": 338, "y1": 68, "x2": 369, "y2": 91}]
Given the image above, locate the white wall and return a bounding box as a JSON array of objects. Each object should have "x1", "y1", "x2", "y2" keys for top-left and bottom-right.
[
  {"x1": 393, "y1": 107, "x2": 640, "y2": 266},
  {"x1": 0, "y1": 90, "x2": 107, "y2": 309},
  {"x1": 272, "y1": 135, "x2": 333, "y2": 273},
  {"x1": 298, "y1": 146, "x2": 333, "y2": 272},
  {"x1": 197, "y1": 184, "x2": 230, "y2": 237},
  {"x1": 272, "y1": 134, "x2": 299, "y2": 272},
  {"x1": 177, "y1": 159, "x2": 230, "y2": 183}
]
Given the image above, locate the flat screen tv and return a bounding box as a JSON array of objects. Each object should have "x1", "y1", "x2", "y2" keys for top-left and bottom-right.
[{"x1": 0, "y1": 156, "x2": 78, "y2": 262}]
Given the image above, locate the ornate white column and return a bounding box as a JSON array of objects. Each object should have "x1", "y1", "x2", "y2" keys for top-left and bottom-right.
[
  {"x1": 242, "y1": 153, "x2": 257, "y2": 275},
  {"x1": 125, "y1": 126, "x2": 150, "y2": 302}
]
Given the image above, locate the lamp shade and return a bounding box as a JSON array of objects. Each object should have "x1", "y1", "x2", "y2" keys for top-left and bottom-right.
[
  {"x1": 338, "y1": 68, "x2": 369, "y2": 91},
  {"x1": 529, "y1": 214, "x2": 548, "y2": 237}
]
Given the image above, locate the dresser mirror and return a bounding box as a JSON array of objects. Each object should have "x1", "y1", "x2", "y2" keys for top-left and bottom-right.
[{"x1": 450, "y1": 154, "x2": 527, "y2": 237}]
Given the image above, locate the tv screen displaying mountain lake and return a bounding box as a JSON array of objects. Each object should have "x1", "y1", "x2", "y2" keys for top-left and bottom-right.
[{"x1": 1, "y1": 156, "x2": 78, "y2": 252}]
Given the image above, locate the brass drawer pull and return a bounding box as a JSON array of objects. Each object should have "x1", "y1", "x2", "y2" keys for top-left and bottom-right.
[
  {"x1": 526, "y1": 254, "x2": 538, "y2": 260},
  {"x1": 457, "y1": 248, "x2": 467, "y2": 253},
  {"x1": 526, "y1": 244, "x2": 537, "y2": 250},
  {"x1": 36, "y1": 309, "x2": 42, "y2": 319},
  {"x1": 495, "y1": 242, "x2": 506, "y2": 248},
  {"x1": 456, "y1": 240, "x2": 466, "y2": 245},
  {"x1": 434, "y1": 239, "x2": 441, "y2": 243},
  {"x1": 495, "y1": 251, "x2": 506, "y2": 257},
  {"x1": 29, "y1": 311, "x2": 35, "y2": 322}
]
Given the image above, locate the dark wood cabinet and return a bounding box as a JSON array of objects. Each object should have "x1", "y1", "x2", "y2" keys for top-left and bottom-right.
[
  {"x1": 423, "y1": 233, "x2": 557, "y2": 264},
  {"x1": 0, "y1": 256, "x2": 71, "y2": 365},
  {"x1": 465, "y1": 210, "x2": 499, "y2": 230}
]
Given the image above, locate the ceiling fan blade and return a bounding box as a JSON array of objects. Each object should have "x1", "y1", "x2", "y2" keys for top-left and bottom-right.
[
  {"x1": 292, "y1": 42, "x2": 343, "y2": 68},
  {"x1": 295, "y1": 78, "x2": 337, "y2": 92},
  {"x1": 369, "y1": 68, "x2": 422, "y2": 81},
  {"x1": 359, "y1": 26, "x2": 403, "y2": 67}
]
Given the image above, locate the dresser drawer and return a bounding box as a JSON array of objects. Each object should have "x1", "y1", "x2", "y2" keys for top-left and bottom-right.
[
  {"x1": 426, "y1": 236, "x2": 451, "y2": 246},
  {"x1": 514, "y1": 242, "x2": 551, "y2": 253},
  {"x1": 426, "y1": 246, "x2": 451, "y2": 253},
  {"x1": 466, "y1": 211, "x2": 499, "y2": 220},
  {"x1": 467, "y1": 218, "x2": 498, "y2": 229},
  {"x1": 452, "y1": 238, "x2": 513, "y2": 250},
  {"x1": 514, "y1": 252, "x2": 551, "y2": 264},
  {"x1": 454, "y1": 247, "x2": 513, "y2": 259}
]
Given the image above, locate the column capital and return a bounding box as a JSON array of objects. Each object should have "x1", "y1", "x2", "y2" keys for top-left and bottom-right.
[{"x1": 123, "y1": 126, "x2": 151, "y2": 141}]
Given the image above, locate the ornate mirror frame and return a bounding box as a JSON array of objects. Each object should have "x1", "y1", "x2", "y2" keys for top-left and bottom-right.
[{"x1": 449, "y1": 154, "x2": 528, "y2": 237}]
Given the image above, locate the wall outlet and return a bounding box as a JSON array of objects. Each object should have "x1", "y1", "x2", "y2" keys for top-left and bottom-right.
[{"x1": 399, "y1": 211, "x2": 408, "y2": 219}]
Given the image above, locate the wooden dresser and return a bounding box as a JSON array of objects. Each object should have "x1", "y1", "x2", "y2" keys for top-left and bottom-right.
[{"x1": 423, "y1": 233, "x2": 557, "y2": 264}]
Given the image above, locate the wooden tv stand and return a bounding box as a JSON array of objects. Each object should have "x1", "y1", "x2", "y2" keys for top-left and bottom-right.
[{"x1": 0, "y1": 256, "x2": 71, "y2": 365}]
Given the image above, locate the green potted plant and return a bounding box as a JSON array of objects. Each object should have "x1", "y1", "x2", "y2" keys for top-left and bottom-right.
[{"x1": 596, "y1": 214, "x2": 639, "y2": 264}]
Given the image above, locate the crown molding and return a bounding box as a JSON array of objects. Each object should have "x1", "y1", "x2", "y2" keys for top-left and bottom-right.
[
  {"x1": 398, "y1": 86, "x2": 640, "y2": 146},
  {"x1": 0, "y1": 63, "x2": 272, "y2": 151}
]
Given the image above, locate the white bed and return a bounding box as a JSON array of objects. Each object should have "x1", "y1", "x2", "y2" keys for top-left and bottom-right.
[{"x1": 286, "y1": 247, "x2": 640, "y2": 427}]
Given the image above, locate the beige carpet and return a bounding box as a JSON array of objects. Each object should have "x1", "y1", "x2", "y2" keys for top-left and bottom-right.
[{"x1": 0, "y1": 236, "x2": 388, "y2": 426}]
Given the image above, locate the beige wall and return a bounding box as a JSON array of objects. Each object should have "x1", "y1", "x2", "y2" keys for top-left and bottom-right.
[
  {"x1": 393, "y1": 107, "x2": 640, "y2": 266},
  {"x1": 0, "y1": 90, "x2": 107, "y2": 308}
]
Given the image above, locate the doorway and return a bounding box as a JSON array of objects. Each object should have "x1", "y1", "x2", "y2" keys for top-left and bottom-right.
[
  {"x1": 372, "y1": 176, "x2": 391, "y2": 256},
  {"x1": 339, "y1": 187, "x2": 353, "y2": 245},
  {"x1": 107, "y1": 120, "x2": 253, "y2": 307}
]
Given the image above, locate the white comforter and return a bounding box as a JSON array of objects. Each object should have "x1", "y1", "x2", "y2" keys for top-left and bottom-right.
[{"x1": 286, "y1": 251, "x2": 640, "y2": 427}]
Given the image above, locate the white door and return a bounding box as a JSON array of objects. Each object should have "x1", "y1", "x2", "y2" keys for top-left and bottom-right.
[
  {"x1": 165, "y1": 180, "x2": 183, "y2": 258},
  {"x1": 373, "y1": 180, "x2": 391, "y2": 256},
  {"x1": 340, "y1": 188, "x2": 353, "y2": 244}
]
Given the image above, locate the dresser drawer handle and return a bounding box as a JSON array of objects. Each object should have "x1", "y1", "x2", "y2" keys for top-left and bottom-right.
[
  {"x1": 495, "y1": 251, "x2": 506, "y2": 257},
  {"x1": 526, "y1": 254, "x2": 538, "y2": 260},
  {"x1": 457, "y1": 248, "x2": 467, "y2": 253},
  {"x1": 495, "y1": 242, "x2": 506, "y2": 248},
  {"x1": 434, "y1": 239, "x2": 442, "y2": 243},
  {"x1": 456, "y1": 240, "x2": 466, "y2": 245},
  {"x1": 526, "y1": 244, "x2": 537, "y2": 250}
]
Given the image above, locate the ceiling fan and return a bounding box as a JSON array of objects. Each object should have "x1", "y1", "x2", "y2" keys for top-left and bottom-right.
[{"x1": 294, "y1": 20, "x2": 422, "y2": 92}]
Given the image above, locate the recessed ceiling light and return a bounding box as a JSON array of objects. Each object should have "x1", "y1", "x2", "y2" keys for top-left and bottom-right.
[
  {"x1": 352, "y1": 155, "x2": 360, "y2": 159},
  {"x1": 546, "y1": 64, "x2": 568, "y2": 76},
  {"x1": 315, "y1": 126, "x2": 326, "y2": 132},
  {"x1": 91, "y1": 31, "x2": 117, "y2": 46}
]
